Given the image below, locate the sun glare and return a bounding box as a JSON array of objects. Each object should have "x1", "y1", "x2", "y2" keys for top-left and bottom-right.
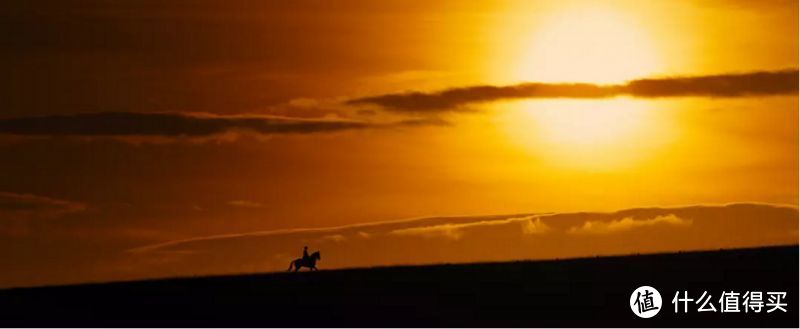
[
  {"x1": 481, "y1": 5, "x2": 671, "y2": 169},
  {"x1": 527, "y1": 100, "x2": 646, "y2": 147},
  {"x1": 500, "y1": 5, "x2": 661, "y2": 84},
  {"x1": 496, "y1": 99, "x2": 674, "y2": 169}
]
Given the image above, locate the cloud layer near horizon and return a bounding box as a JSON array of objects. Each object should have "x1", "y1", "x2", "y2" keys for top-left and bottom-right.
[
  {"x1": 123, "y1": 203, "x2": 798, "y2": 281},
  {"x1": 348, "y1": 70, "x2": 799, "y2": 112}
]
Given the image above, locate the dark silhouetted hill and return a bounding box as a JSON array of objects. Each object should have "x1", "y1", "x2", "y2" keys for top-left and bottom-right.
[{"x1": 0, "y1": 245, "x2": 797, "y2": 327}]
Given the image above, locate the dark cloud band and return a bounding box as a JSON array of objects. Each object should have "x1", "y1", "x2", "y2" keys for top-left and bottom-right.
[
  {"x1": 348, "y1": 70, "x2": 799, "y2": 112},
  {"x1": 0, "y1": 112, "x2": 442, "y2": 138}
]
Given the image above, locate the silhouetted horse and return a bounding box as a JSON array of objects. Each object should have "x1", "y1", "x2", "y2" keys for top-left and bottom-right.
[{"x1": 288, "y1": 251, "x2": 321, "y2": 272}]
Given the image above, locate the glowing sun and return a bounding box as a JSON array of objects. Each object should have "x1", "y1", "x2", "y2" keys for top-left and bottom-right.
[{"x1": 508, "y1": 5, "x2": 661, "y2": 84}]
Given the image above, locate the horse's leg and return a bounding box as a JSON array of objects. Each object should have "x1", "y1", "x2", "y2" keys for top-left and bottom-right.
[
  {"x1": 287, "y1": 261, "x2": 294, "y2": 272},
  {"x1": 294, "y1": 264, "x2": 301, "y2": 272}
]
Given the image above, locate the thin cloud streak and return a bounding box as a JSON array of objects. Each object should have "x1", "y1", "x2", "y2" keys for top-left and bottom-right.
[
  {"x1": 227, "y1": 200, "x2": 266, "y2": 208},
  {"x1": 0, "y1": 191, "x2": 86, "y2": 220},
  {"x1": 348, "y1": 69, "x2": 799, "y2": 112}
]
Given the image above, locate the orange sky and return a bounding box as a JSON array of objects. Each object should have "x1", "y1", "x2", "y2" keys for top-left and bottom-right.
[{"x1": 0, "y1": 0, "x2": 797, "y2": 288}]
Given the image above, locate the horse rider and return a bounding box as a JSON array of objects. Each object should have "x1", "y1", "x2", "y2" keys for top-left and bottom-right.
[{"x1": 302, "y1": 246, "x2": 310, "y2": 262}]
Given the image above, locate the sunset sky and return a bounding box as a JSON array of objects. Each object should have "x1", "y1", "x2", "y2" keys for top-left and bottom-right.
[{"x1": 0, "y1": 0, "x2": 797, "y2": 288}]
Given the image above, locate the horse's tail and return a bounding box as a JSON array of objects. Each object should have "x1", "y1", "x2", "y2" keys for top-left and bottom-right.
[{"x1": 287, "y1": 260, "x2": 295, "y2": 272}]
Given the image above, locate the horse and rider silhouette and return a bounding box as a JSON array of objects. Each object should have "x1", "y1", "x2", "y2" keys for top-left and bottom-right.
[{"x1": 288, "y1": 246, "x2": 321, "y2": 272}]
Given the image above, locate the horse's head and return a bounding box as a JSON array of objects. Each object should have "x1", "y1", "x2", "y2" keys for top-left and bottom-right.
[{"x1": 311, "y1": 251, "x2": 321, "y2": 260}]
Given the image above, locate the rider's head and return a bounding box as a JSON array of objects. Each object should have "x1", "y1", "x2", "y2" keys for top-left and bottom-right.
[{"x1": 304, "y1": 246, "x2": 308, "y2": 249}]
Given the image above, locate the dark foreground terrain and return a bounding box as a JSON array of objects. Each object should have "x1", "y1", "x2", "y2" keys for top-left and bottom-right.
[{"x1": 0, "y1": 246, "x2": 797, "y2": 327}]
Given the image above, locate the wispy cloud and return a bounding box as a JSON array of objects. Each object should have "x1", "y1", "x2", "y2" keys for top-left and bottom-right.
[
  {"x1": 567, "y1": 214, "x2": 691, "y2": 235},
  {"x1": 321, "y1": 234, "x2": 347, "y2": 243},
  {"x1": 227, "y1": 200, "x2": 265, "y2": 208},
  {"x1": 348, "y1": 70, "x2": 799, "y2": 112},
  {"x1": 389, "y1": 216, "x2": 550, "y2": 240},
  {"x1": 0, "y1": 191, "x2": 85, "y2": 220}
]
